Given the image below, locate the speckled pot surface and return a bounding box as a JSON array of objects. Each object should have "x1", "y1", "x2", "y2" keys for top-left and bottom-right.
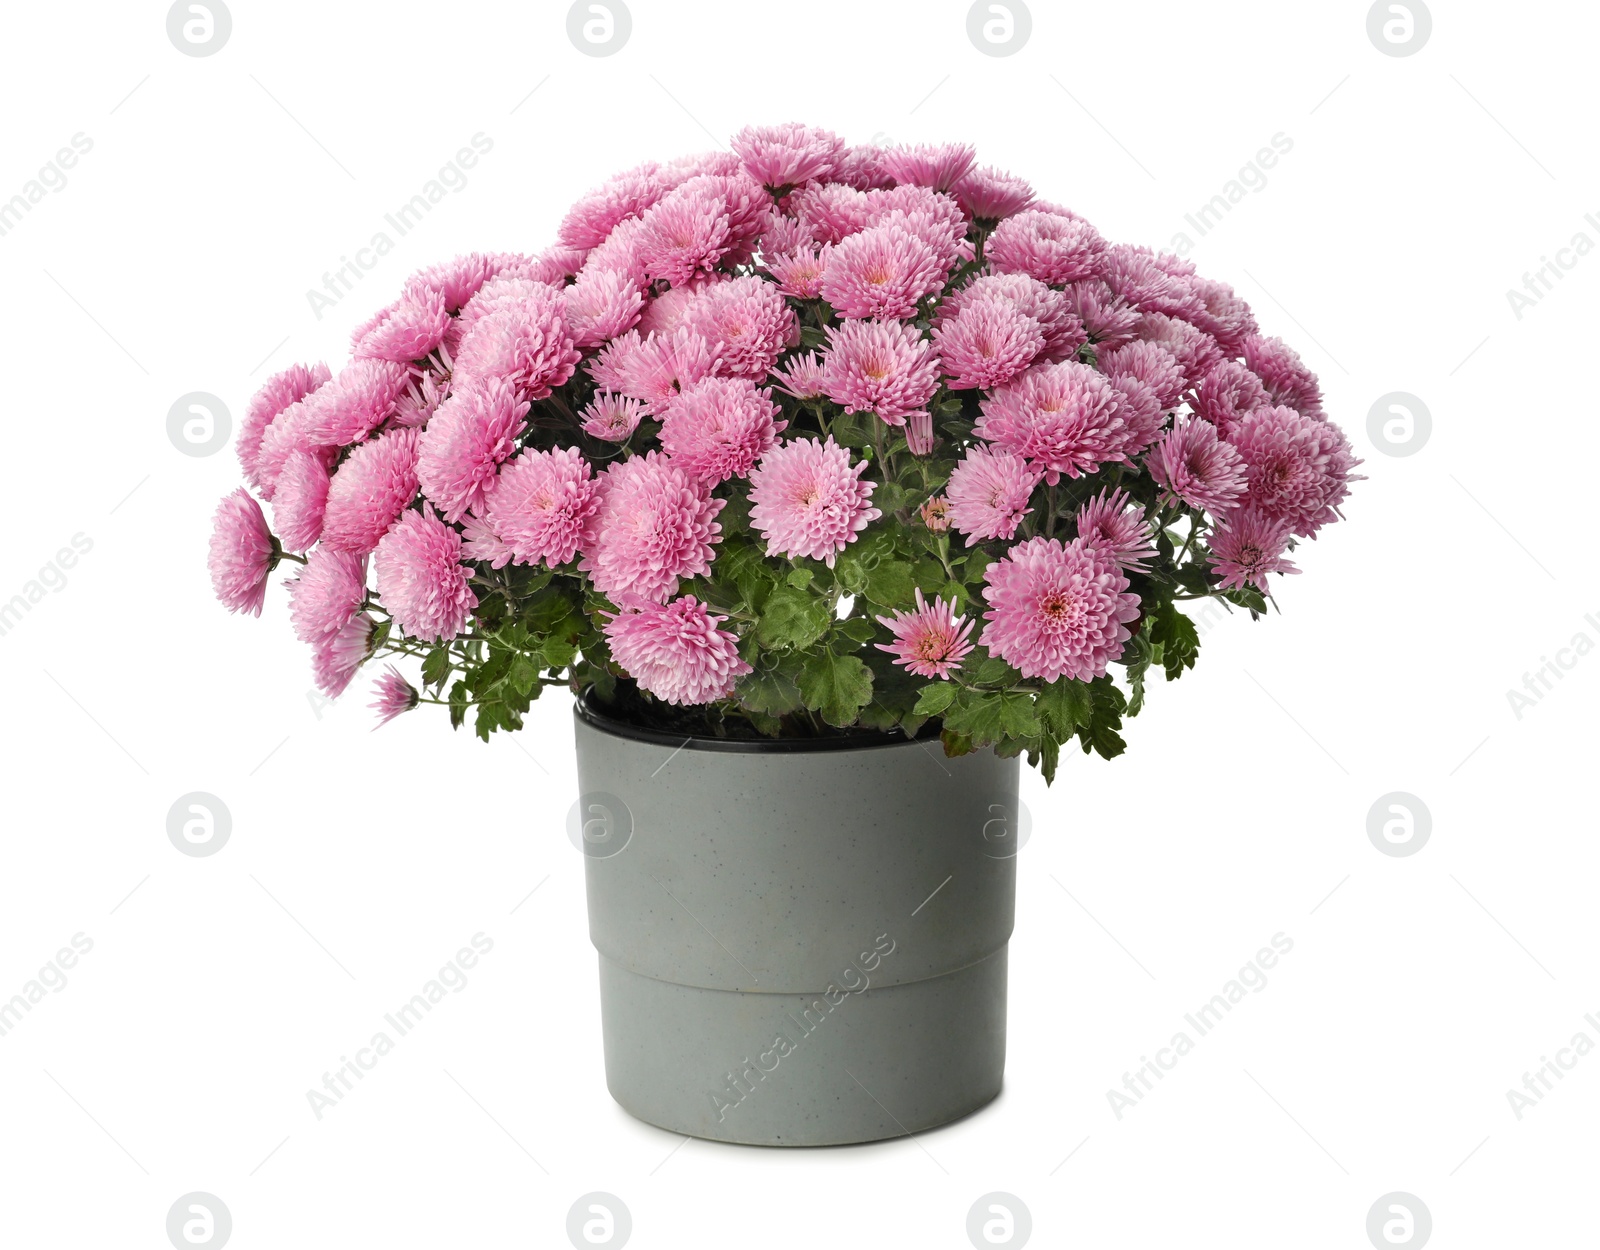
[{"x1": 573, "y1": 699, "x2": 1020, "y2": 1147}]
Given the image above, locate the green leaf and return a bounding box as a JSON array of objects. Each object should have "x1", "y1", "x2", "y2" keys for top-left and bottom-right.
[
  {"x1": 972, "y1": 656, "x2": 1022, "y2": 686},
  {"x1": 420, "y1": 646, "x2": 451, "y2": 691},
  {"x1": 756, "y1": 584, "x2": 832, "y2": 650},
  {"x1": 863, "y1": 558, "x2": 917, "y2": 609},
  {"x1": 786, "y1": 566, "x2": 814, "y2": 590},
  {"x1": 1147, "y1": 600, "x2": 1200, "y2": 681},
  {"x1": 828, "y1": 410, "x2": 877, "y2": 449},
  {"x1": 541, "y1": 635, "x2": 579, "y2": 669},
  {"x1": 836, "y1": 616, "x2": 879, "y2": 644},
  {"x1": 1036, "y1": 679, "x2": 1093, "y2": 737},
  {"x1": 797, "y1": 652, "x2": 874, "y2": 727},
  {"x1": 912, "y1": 682, "x2": 958, "y2": 716},
  {"x1": 509, "y1": 653, "x2": 542, "y2": 697},
  {"x1": 736, "y1": 664, "x2": 804, "y2": 717},
  {"x1": 448, "y1": 680, "x2": 470, "y2": 730}
]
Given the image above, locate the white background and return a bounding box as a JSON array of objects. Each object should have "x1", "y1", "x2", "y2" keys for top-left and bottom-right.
[{"x1": 1, "y1": 1, "x2": 1595, "y2": 1246}]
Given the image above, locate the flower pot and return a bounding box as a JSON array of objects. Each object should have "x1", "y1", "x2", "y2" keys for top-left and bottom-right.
[{"x1": 572, "y1": 697, "x2": 1021, "y2": 1146}]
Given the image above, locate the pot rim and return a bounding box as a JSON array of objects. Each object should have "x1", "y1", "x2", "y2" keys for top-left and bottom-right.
[{"x1": 574, "y1": 688, "x2": 940, "y2": 755}]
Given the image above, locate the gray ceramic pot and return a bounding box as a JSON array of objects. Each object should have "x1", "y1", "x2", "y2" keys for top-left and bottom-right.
[{"x1": 572, "y1": 698, "x2": 1021, "y2": 1146}]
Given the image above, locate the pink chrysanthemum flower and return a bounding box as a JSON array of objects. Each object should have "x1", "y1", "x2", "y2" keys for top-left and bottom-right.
[
  {"x1": 834, "y1": 143, "x2": 896, "y2": 191},
  {"x1": 1102, "y1": 245, "x2": 1202, "y2": 319},
  {"x1": 1208, "y1": 508, "x2": 1300, "y2": 593},
  {"x1": 932, "y1": 293, "x2": 1045, "y2": 390},
  {"x1": 660, "y1": 376, "x2": 785, "y2": 485},
  {"x1": 749, "y1": 436, "x2": 880, "y2": 566},
  {"x1": 1183, "y1": 277, "x2": 1258, "y2": 356},
  {"x1": 1134, "y1": 312, "x2": 1222, "y2": 385},
  {"x1": 635, "y1": 274, "x2": 721, "y2": 338},
  {"x1": 1076, "y1": 487, "x2": 1156, "y2": 571},
  {"x1": 404, "y1": 252, "x2": 544, "y2": 313},
  {"x1": 938, "y1": 273, "x2": 1085, "y2": 363},
  {"x1": 683, "y1": 276, "x2": 798, "y2": 380},
  {"x1": 302, "y1": 358, "x2": 412, "y2": 448},
  {"x1": 580, "y1": 452, "x2": 724, "y2": 604},
  {"x1": 976, "y1": 360, "x2": 1137, "y2": 483},
  {"x1": 369, "y1": 664, "x2": 419, "y2": 727},
  {"x1": 271, "y1": 451, "x2": 330, "y2": 553},
  {"x1": 604, "y1": 596, "x2": 752, "y2": 706},
  {"x1": 1192, "y1": 359, "x2": 1269, "y2": 439},
  {"x1": 465, "y1": 446, "x2": 599, "y2": 569},
  {"x1": 1064, "y1": 278, "x2": 1141, "y2": 347},
  {"x1": 415, "y1": 378, "x2": 529, "y2": 523},
  {"x1": 819, "y1": 319, "x2": 940, "y2": 426},
  {"x1": 208, "y1": 488, "x2": 275, "y2": 616},
  {"x1": 286, "y1": 546, "x2": 368, "y2": 644},
  {"x1": 579, "y1": 215, "x2": 651, "y2": 287},
  {"x1": 876, "y1": 589, "x2": 976, "y2": 679},
  {"x1": 765, "y1": 245, "x2": 831, "y2": 299},
  {"x1": 987, "y1": 211, "x2": 1107, "y2": 285},
  {"x1": 867, "y1": 204, "x2": 969, "y2": 271},
  {"x1": 686, "y1": 171, "x2": 772, "y2": 264},
  {"x1": 392, "y1": 368, "x2": 449, "y2": 429},
  {"x1": 559, "y1": 168, "x2": 666, "y2": 250},
  {"x1": 372, "y1": 509, "x2": 479, "y2": 642},
  {"x1": 255, "y1": 399, "x2": 342, "y2": 500},
  {"x1": 354, "y1": 291, "x2": 451, "y2": 363},
  {"x1": 952, "y1": 165, "x2": 1035, "y2": 221},
  {"x1": 452, "y1": 286, "x2": 580, "y2": 401},
  {"x1": 980, "y1": 536, "x2": 1140, "y2": 683},
  {"x1": 564, "y1": 267, "x2": 645, "y2": 348},
  {"x1": 770, "y1": 351, "x2": 827, "y2": 400},
  {"x1": 791, "y1": 183, "x2": 872, "y2": 244},
  {"x1": 1228, "y1": 406, "x2": 1360, "y2": 536},
  {"x1": 907, "y1": 410, "x2": 936, "y2": 456},
  {"x1": 1242, "y1": 334, "x2": 1326, "y2": 419},
  {"x1": 1146, "y1": 418, "x2": 1248, "y2": 515},
  {"x1": 588, "y1": 328, "x2": 717, "y2": 415},
  {"x1": 320, "y1": 427, "x2": 421, "y2": 555},
  {"x1": 1103, "y1": 374, "x2": 1164, "y2": 459},
  {"x1": 453, "y1": 274, "x2": 559, "y2": 345},
  {"x1": 579, "y1": 393, "x2": 646, "y2": 442},
  {"x1": 311, "y1": 612, "x2": 375, "y2": 697},
  {"x1": 819, "y1": 223, "x2": 946, "y2": 320},
  {"x1": 731, "y1": 122, "x2": 845, "y2": 188},
  {"x1": 880, "y1": 142, "x2": 977, "y2": 192},
  {"x1": 945, "y1": 446, "x2": 1039, "y2": 541},
  {"x1": 638, "y1": 182, "x2": 732, "y2": 287},
  {"x1": 659, "y1": 151, "x2": 742, "y2": 186},
  {"x1": 1096, "y1": 339, "x2": 1186, "y2": 411},
  {"x1": 920, "y1": 496, "x2": 951, "y2": 532},
  {"x1": 757, "y1": 209, "x2": 813, "y2": 260},
  {"x1": 240, "y1": 362, "x2": 330, "y2": 491}
]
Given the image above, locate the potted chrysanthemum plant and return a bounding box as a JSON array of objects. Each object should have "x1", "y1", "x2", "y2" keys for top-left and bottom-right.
[{"x1": 209, "y1": 122, "x2": 1358, "y2": 1146}]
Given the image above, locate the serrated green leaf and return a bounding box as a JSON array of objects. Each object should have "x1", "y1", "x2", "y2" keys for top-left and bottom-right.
[
  {"x1": 1036, "y1": 679, "x2": 1093, "y2": 737},
  {"x1": 836, "y1": 616, "x2": 879, "y2": 644},
  {"x1": 863, "y1": 558, "x2": 917, "y2": 609},
  {"x1": 756, "y1": 584, "x2": 831, "y2": 650},
  {"x1": 421, "y1": 646, "x2": 451, "y2": 691},
  {"x1": 797, "y1": 652, "x2": 874, "y2": 727},
  {"x1": 736, "y1": 664, "x2": 804, "y2": 717}
]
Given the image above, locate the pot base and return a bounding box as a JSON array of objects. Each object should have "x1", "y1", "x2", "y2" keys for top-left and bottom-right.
[{"x1": 597, "y1": 947, "x2": 1008, "y2": 1147}]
